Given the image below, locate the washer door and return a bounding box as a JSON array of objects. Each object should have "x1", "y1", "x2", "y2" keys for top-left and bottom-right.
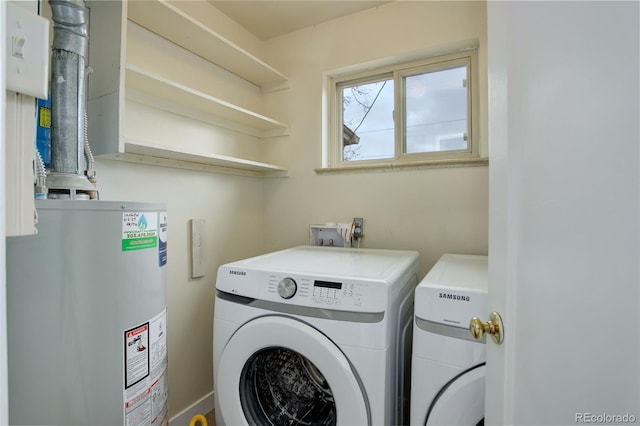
[
  {"x1": 425, "y1": 364, "x2": 485, "y2": 426},
  {"x1": 217, "y1": 315, "x2": 370, "y2": 426}
]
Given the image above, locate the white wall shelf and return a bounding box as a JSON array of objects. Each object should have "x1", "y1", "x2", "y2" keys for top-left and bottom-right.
[
  {"x1": 101, "y1": 139, "x2": 288, "y2": 178},
  {"x1": 86, "y1": 0, "x2": 290, "y2": 177},
  {"x1": 125, "y1": 65, "x2": 289, "y2": 138},
  {"x1": 127, "y1": 0, "x2": 289, "y2": 92}
]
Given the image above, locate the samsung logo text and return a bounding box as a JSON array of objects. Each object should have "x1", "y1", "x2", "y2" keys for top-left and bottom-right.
[
  {"x1": 229, "y1": 270, "x2": 246, "y2": 276},
  {"x1": 439, "y1": 293, "x2": 470, "y2": 302}
]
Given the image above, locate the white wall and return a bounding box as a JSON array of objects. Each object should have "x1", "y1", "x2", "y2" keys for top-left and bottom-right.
[
  {"x1": 94, "y1": 158, "x2": 265, "y2": 418},
  {"x1": 262, "y1": 1, "x2": 489, "y2": 277}
]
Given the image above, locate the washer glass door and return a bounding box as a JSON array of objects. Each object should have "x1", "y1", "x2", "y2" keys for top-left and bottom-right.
[
  {"x1": 216, "y1": 316, "x2": 370, "y2": 426},
  {"x1": 241, "y1": 347, "x2": 335, "y2": 425}
]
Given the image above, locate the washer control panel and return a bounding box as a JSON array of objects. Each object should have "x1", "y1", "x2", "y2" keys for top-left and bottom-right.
[
  {"x1": 312, "y1": 280, "x2": 354, "y2": 304},
  {"x1": 265, "y1": 274, "x2": 385, "y2": 312}
]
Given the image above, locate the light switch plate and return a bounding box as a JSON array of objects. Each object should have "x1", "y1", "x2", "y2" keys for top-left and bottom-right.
[
  {"x1": 190, "y1": 219, "x2": 206, "y2": 279},
  {"x1": 6, "y1": 2, "x2": 50, "y2": 98}
]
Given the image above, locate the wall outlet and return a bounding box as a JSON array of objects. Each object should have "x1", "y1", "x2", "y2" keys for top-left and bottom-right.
[{"x1": 353, "y1": 217, "x2": 364, "y2": 238}]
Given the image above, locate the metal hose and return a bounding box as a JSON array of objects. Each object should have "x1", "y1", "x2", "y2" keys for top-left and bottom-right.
[
  {"x1": 34, "y1": 145, "x2": 48, "y2": 199},
  {"x1": 84, "y1": 111, "x2": 95, "y2": 177}
]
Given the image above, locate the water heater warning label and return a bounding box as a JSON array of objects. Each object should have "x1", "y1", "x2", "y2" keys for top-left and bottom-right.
[
  {"x1": 123, "y1": 310, "x2": 168, "y2": 426},
  {"x1": 125, "y1": 323, "x2": 149, "y2": 388},
  {"x1": 122, "y1": 212, "x2": 158, "y2": 252}
]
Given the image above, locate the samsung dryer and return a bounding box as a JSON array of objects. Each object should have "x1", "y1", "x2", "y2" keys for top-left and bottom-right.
[
  {"x1": 410, "y1": 254, "x2": 488, "y2": 426},
  {"x1": 213, "y1": 245, "x2": 419, "y2": 426}
]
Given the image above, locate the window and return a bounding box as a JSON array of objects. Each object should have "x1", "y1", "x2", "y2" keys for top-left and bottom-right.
[{"x1": 328, "y1": 49, "x2": 479, "y2": 169}]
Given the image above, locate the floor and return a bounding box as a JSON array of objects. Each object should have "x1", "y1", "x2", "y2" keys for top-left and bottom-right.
[{"x1": 204, "y1": 409, "x2": 215, "y2": 425}]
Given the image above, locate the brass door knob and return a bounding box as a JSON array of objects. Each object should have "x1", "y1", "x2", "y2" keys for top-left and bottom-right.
[{"x1": 469, "y1": 311, "x2": 504, "y2": 344}]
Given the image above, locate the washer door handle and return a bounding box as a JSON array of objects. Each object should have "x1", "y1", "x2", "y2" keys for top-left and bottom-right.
[{"x1": 469, "y1": 311, "x2": 504, "y2": 344}]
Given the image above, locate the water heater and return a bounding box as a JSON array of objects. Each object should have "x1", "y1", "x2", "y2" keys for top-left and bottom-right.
[{"x1": 6, "y1": 200, "x2": 168, "y2": 425}]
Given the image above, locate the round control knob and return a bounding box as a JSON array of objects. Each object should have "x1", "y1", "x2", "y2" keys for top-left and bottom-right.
[{"x1": 277, "y1": 277, "x2": 297, "y2": 299}]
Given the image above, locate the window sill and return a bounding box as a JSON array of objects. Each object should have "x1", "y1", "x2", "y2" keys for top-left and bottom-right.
[{"x1": 315, "y1": 157, "x2": 488, "y2": 174}]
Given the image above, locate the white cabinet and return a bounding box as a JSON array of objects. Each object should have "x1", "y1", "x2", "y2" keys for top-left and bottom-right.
[{"x1": 87, "y1": 0, "x2": 289, "y2": 177}]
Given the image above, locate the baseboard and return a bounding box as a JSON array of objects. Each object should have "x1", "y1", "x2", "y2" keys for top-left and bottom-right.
[{"x1": 169, "y1": 391, "x2": 215, "y2": 426}]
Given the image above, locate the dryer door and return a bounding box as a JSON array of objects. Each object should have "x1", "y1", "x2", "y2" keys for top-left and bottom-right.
[
  {"x1": 426, "y1": 364, "x2": 485, "y2": 426},
  {"x1": 217, "y1": 315, "x2": 370, "y2": 426}
]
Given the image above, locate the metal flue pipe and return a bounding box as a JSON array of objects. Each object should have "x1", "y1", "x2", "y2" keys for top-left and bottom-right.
[{"x1": 48, "y1": 0, "x2": 95, "y2": 197}]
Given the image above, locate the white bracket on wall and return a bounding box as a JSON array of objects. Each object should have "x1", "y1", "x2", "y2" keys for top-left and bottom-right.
[{"x1": 190, "y1": 218, "x2": 206, "y2": 278}]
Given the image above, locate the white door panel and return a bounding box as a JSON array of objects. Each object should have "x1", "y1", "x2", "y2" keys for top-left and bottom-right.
[
  {"x1": 1, "y1": 2, "x2": 8, "y2": 422},
  {"x1": 487, "y1": 2, "x2": 639, "y2": 425}
]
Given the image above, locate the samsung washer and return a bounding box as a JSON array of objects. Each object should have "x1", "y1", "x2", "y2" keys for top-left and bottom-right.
[
  {"x1": 410, "y1": 254, "x2": 488, "y2": 426},
  {"x1": 213, "y1": 245, "x2": 419, "y2": 425}
]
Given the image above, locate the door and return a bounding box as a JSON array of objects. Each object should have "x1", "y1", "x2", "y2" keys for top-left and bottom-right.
[
  {"x1": 1, "y1": 1, "x2": 8, "y2": 423},
  {"x1": 216, "y1": 315, "x2": 369, "y2": 425},
  {"x1": 486, "y1": 2, "x2": 639, "y2": 425}
]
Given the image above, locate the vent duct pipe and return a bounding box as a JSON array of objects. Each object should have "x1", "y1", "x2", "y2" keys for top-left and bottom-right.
[{"x1": 47, "y1": 0, "x2": 95, "y2": 199}]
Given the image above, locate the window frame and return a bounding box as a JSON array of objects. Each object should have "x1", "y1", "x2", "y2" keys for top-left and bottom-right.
[{"x1": 328, "y1": 49, "x2": 479, "y2": 170}]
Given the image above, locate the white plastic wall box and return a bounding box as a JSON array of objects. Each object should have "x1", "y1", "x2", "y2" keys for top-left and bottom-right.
[
  {"x1": 5, "y1": 2, "x2": 49, "y2": 98},
  {"x1": 309, "y1": 225, "x2": 349, "y2": 248}
]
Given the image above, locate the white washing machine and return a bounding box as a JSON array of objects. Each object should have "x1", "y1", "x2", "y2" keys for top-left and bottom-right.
[
  {"x1": 213, "y1": 245, "x2": 419, "y2": 426},
  {"x1": 410, "y1": 254, "x2": 488, "y2": 426}
]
